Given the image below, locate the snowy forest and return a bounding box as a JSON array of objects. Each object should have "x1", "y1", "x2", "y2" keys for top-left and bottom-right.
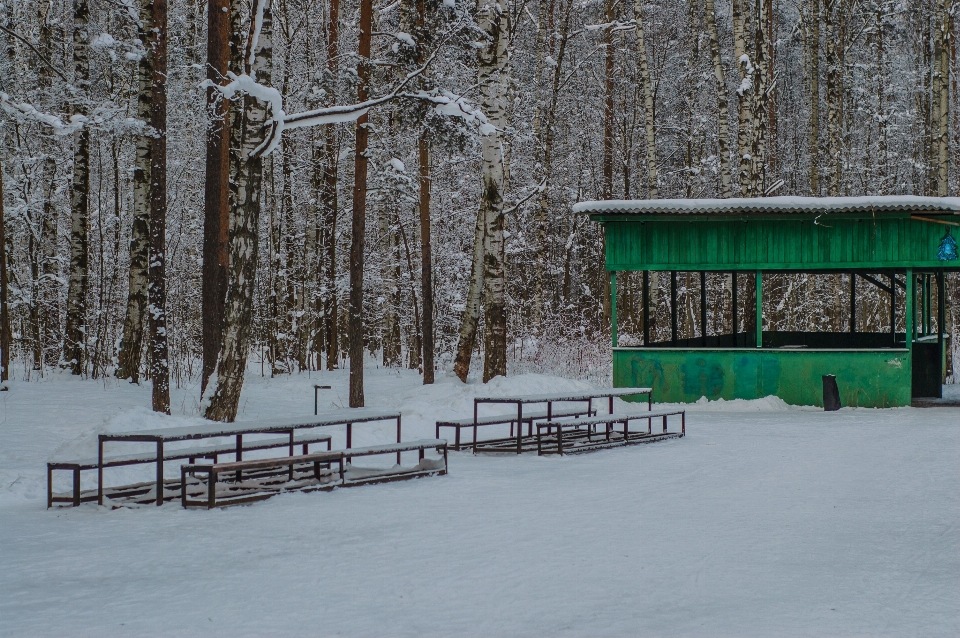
[{"x1": 0, "y1": 0, "x2": 957, "y2": 418}]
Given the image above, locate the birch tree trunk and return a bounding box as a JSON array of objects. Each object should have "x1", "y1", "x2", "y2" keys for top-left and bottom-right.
[
  {"x1": 733, "y1": 0, "x2": 754, "y2": 194},
  {"x1": 635, "y1": 0, "x2": 658, "y2": 199},
  {"x1": 452, "y1": 205, "x2": 484, "y2": 382},
  {"x1": 808, "y1": 0, "x2": 820, "y2": 194},
  {"x1": 64, "y1": 0, "x2": 91, "y2": 375},
  {"x1": 148, "y1": 0, "x2": 170, "y2": 413},
  {"x1": 704, "y1": 0, "x2": 731, "y2": 197},
  {"x1": 203, "y1": 0, "x2": 272, "y2": 421},
  {"x1": 201, "y1": 0, "x2": 231, "y2": 392},
  {"x1": 116, "y1": 0, "x2": 153, "y2": 382},
  {"x1": 37, "y1": 7, "x2": 60, "y2": 369},
  {"x1": 479, "y1": 0, "x2": 509, "y2": 382},
  {"x1": 348, "y1": 0, "x2": 372, "y2": 406}
]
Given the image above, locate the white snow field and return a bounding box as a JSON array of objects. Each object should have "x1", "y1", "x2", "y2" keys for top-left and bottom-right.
[{"x1": 1, "y1": 368, "x2": 958, "y2": 637}]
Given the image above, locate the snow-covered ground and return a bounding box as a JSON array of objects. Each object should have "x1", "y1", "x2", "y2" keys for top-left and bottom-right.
[{"x1": 2, "y1": 368, "x2": 958, "y2": 637}]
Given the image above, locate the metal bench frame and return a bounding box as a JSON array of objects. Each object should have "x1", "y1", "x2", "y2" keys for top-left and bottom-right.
[
  {"x1": 48, "y1": 433, "x2": 332, "y2": 508},
  {"x1": 536, "y1": 410, "x2": 686, "y2": 455}
]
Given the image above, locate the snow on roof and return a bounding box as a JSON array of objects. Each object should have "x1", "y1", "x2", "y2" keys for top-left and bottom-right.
[{"x1": 573, "y1": 195, "x2": 960, "y2": 216}]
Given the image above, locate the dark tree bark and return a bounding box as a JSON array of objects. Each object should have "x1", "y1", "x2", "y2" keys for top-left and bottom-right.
[
  {"x1": 0, "y1": 160, "x2": 8, "y2": 382},
  {"x1": 64, "y1": 0, "x2": 91, "y2": 376},
  {"x1": 348, "y1": 0, "x2": 372, "y2": 407},
  {"x1": 202, "y1": 0, "x2": 231, "y2": 393},
  {"x1": 419, "y1": 134, "x2": 434, "y2": 384},
  {"x1": 148, "y1": 0, "x2": 170, "y2": 413},
  {"x1": 321, "y1": 0, "x2": 340, "y2": 371}
]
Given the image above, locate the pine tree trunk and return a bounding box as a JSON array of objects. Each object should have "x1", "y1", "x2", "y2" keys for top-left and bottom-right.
[
  {"x1": 478, "y1": 0, "x2": 509, "y2": 382},
  {"x1": 419, "y1": 135, "x2": 434, "y2": 384},
  {"x1": 202, "y1": 0, "x2": 231, "y2": 393},
  {"x1": 635, "y1": 0, "x2": 658, "y2": 199},
  {"x1": 825, "y1": 0, "x2": 842, "y2": 196},
  {"x1": 348, "y1": 0, "x2": 372, "y2": 407},
  {"x1": 808, "y1": 0, "x2": 820, "y2": 194},
  {"x1": 602, "y1": 0, "x2": 615, "y2": 199},
  {"x1": 204, "y1": 0, "x2": 272, "y2": 421},
  {"x1": 117, "y1": 0, "x2": 154, "y2": 382},
  {"x1": 704, "y1": 0, "x2": 732, "y2": 197},
  {"x1": 532, "y1": 0, "x2": 572, "y2": 331},
  {"x1": 148, "y1": 0, "x2": 170, "y2": 413},
  {"x1": 39, "y1": 157, "x2": 59, "y2": 368},
  {"x1": 750, "y1": 0, "x2": 769, "y2": 195},
  {"x1": 65, "y1": 0, "x2": 91, "y2": 376},
  {"x1": 322, "y1": 0, "x2": 340, "y2": 371},
  {"x1": 935, "y1": 0, "x2": 951, "y2": 196}
]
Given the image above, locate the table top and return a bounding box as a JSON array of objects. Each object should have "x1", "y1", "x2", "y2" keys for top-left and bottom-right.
[
  {"x1": 101, "y1": 408, "x2": 401, "y2": 442},
  {"x1": 474, "y1": 388, "x2": 652, "y2": 404}
]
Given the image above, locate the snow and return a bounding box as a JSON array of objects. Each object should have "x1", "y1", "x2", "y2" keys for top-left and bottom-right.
[
  {"x1": 2, "y1": 369, "x2": 958, "y2": 636},
  {"x1": 573, "y1": 195, "x2": 960, "y2": 215}
]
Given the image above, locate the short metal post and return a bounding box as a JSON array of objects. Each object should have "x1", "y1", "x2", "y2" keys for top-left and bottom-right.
[
  {"x1": 681, "y1": 412, "x2": 686, "y2": 436},
  {"x1": 608, "y1": 395, "x2": 614, "y2": 416},
  {"x1": 648, "y1": 392, "x2": 652, "y2": 411},
  {"x1": 516, "y1": 403, "x2": 524, "y2": 454},
  {"x1": 314, "y1": 384, "x2": 331, "y2": 415},
  {"x1": 180, "y1": 466, "x2": 187, "y2": 508},
  {"x1": 663, "y1": 415, "x2": 667, "y2": 433},
  {"x1": 346, "y1": 423, "x2": 352, "y2": 449},
  {"x1": 73, "y1": 468, "x2": 81, "y2": 507},
  {"x1": 97, "y1": 437, "x2": 104, "y2": 506},
  {"x1": 289, "y1": 430, "x2": 295, "y2": 480},
  {"x1": 557, "y1": 423, "x2": 563, "y2": 455}
]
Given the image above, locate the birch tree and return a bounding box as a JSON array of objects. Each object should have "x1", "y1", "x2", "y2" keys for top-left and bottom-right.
[{"x1": 704, "y1": 0, "x2": 731, "y2": 197}]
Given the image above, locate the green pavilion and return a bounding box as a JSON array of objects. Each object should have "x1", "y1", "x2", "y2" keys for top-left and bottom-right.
[{"x1": 575, "y1": 196, "x2": 960, "y2": 408}]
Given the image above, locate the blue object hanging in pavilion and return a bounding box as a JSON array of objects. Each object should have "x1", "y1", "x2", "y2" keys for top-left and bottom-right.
[{"x1": 938, "y1": 231, "x2": 958, "y2": 261}]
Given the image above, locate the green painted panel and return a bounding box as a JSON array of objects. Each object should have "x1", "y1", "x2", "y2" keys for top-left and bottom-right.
[
  {"x1": 603, "y1": 216, "x2": 958, "y2": 270},
  {"x1": 613, "y1": 348, "x2": 912, "y2": 408}
]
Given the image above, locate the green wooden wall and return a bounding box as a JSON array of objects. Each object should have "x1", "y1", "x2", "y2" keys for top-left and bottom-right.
[
  {"x1": 601, "y1": 216, "x2": 957, "y2": 271},
  {"x1": 613, "y1": 348, "x2": 912, "y2": 408}
]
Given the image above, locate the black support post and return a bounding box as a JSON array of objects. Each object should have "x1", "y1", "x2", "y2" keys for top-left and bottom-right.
[
  {"x1": 642, "y1": 271, "x2": 650, "y2": 346},
  {"x1": 700, "y1": 271, "x2": 707, "y2": 346},
  {"x1": 889, "y1": 274, "x2": 896, "y2": 344}
]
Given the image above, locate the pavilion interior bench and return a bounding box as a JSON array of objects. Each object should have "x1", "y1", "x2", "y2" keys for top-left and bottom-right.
[
  {"x1": 48, "y1": 431, "x2": 333, "y2": 508},
  {"x1": 535, "y1": 409, "x2": 686, "y2": 455},
  {"x1": 436, "y1": 407, "x2": 597, "y2": 451},
  {"x1": 181, "y1": 439, "x2": 448, "y2": 508}
]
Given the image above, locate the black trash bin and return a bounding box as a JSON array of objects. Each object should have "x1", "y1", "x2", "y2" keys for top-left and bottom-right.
[{"x1": 822, "y1": 375, "x2": 841, "y2": 411}]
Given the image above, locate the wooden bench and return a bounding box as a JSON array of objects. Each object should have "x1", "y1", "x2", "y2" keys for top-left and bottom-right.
[
  {"x1": 535, "y1": 410, "x2": 686, "y2": 455},
  {"x1": 181, "y1": 439, "x2": 448, "y2": 508},
  {"x1": 435, "y1": 407, "x2": 596, "y2": 451},
  {"x1": 48, "y1": 431, "x2": 333, "y2": 508}
]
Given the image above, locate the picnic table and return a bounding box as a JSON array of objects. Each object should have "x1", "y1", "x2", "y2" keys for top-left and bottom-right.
[
  {"x1": 473, "y1": 388, "x2": 652, "y2": 454},
  {"x1": 97, "y1": 408, "x2": 401, "y2": 506}
]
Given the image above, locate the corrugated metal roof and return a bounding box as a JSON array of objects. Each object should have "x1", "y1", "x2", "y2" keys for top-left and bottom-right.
[{"x1": 573, "y1": 195, "x2": 960, "y2": 216}]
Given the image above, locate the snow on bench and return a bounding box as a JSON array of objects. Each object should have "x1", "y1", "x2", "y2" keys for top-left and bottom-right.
[
  {"x1": 47, "y1": 431, "x2": 333, "y2": 508},
  {"x1": 180, "y1": 439, "x2": 449, "y2": 508}
]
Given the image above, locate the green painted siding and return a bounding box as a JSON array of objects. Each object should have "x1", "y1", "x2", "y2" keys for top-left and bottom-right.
[
  {"x1": 602, "y1": 216, "x2": 957, "y2": 271},
  {"x1": 613, "y1": 348, "x2": 912, "y2": 407}
]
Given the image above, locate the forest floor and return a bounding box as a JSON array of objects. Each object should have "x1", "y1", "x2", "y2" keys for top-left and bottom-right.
[{"x1": 1, "y1": 367, "x2": 958, "y2": 637}]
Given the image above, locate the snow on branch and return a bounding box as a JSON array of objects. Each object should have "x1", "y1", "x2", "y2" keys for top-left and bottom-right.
[
  {"x1": 0, "y1": 92, "x2": 85, "y2": 134},
  {"x1": 200, "y1": 17, "x2": 488, "y2": 158}
]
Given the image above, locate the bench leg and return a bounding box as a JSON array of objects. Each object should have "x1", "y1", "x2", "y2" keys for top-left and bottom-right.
[
  {"x1": 73, "y1": 468, "x2": 81, "y2": 507},
  {"x1": 208, "y1": 470, "x2": 216, "y2": 509},
  {"x1": 419, "y1": 448, "x2": 425, "y2": 462},
  {"x1": 289, "y1": 430, "x2": 295, "y2": 481},
  {"x1": 663, "y1": 415, "x2": 667, "y2": 434},
  {"x1": 682, "y1": 412, "x2": 685, "y2": 436},
  {"x1": 156, "y1": 440, "x2": 164, "y2": 506},
  {"x1": 396, "y1": 416, "x2": 402, "y2": 465},
  {"x1": 455, "y1": 426, "x2": 461, "y2": 451},
  {"x1": 557, "y1": 426, "x2": 563, "y2": 455},
  {"x1": 47, "y1": 466, "x2": 53, "y2": 509},
  {"x1": 97, "y1": 438, "x2": 104, "y2": 507},
  {"x1": 181, "y1": 467, "x2": 187, "y2": 508},
  {"x1": 236, "y1": 434, "x2": 243, "y2": 482},
  {"x1": 442, "y1": 445, "x2": 448, "y2": 474}
]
